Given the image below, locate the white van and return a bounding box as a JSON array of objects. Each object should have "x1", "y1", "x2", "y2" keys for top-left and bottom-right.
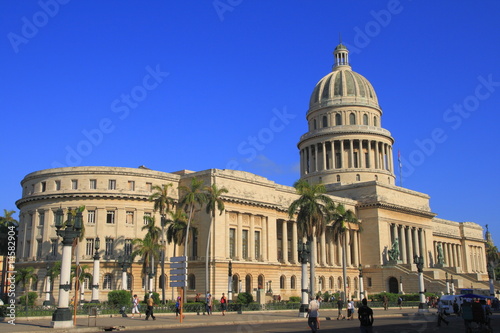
[{"x1": 438, "y1": 295, "x2": 463, "y2": 314}]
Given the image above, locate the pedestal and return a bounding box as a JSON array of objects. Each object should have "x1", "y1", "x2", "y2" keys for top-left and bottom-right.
[{"x1": 51, "y1": 308, "x2": 73, "y2": 328}]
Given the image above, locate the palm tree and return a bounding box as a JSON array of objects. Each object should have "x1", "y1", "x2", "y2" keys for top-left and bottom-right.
[
  {"x1": 15, "y1": 266, "x2": 37, "y2": 310},
  {"x1": 131, "y1": 233, "x2": 161, "y2": 292},
  {"x1": 149, "y1": 183, "x2": 174, "y2": 304},
  {"x1": 204, "y1": 183, "x2": 228, "y2": 296},
  {"x1": 179, "y1": 178, "x2": 206, "y2": 258},
  {"x1": 139, "y1": 216, "x2": 162, "y2": 292},
  {"x1": 326, "y1": 202, "x2": 360, "y2": 309},
  {"x1": 45, "y1": 261, "x2": 61, "y2": 305},
  {"x1": 486, "y1": 241, "x2": 499, "y2": 280},
  {"x1": 165, "y1": 209, "x2": 189, "y2": 257},
  {"x1": 288, "y1": 179, "x2": 332, "y2": 302},
  {"x1": 71, "y1": 264, "x2": 93, "y2": 301},
  {"x1": 0, "y1": 209, "x2": 18, "y2": 300}
]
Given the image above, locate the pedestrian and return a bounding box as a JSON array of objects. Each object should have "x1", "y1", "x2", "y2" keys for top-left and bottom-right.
[
  {"x1": 347, "y1": 299, "x2": 354, "y2": 320},
  {"x1": 397, "y1": 296, "x2": 403, "y2": 310},
  {"x1": 131, "y1": 294, "x2": 141, "y2": 318},
  {"x1": 220, "y1": 293, "x2": 227, "y2": 316},
  {"x1": 307, "y1": 295, "x2": 321, "y2": 332},
  {"x1": 337, "y1": 298, "x2": 345, "y2": 320},
  {"x1": 358, "y1": 298, "x2": 374, "y2": 333},
  {"x1": 206, "y1": 293, "x2": 213, "y2": 315},
  {"x1": 175, "y1": 296, "x2": 181, "y2": 317},
  {"x1": 383, "y1": 295, "x2": 388, "y2": 310},
  {"x1": 436, "y1": 300, "x2": 449, "y2": 327},
  {"x1": 145, "y1": 293, "x2": 156, "y2": 321}
]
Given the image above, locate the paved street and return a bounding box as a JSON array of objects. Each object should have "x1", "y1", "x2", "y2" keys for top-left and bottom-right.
[{"x1": 3, "y1": 307, "x2": 497, "y2": 333}]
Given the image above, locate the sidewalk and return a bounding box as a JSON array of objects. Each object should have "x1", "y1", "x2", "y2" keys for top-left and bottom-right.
[{"x1": 1, "y1": 307, "x2": 433, "y2": 333}]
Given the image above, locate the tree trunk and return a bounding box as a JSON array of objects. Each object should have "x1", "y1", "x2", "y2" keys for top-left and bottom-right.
[{"x1": 309, "y1": 236, "x2": 316, "y2": 298}]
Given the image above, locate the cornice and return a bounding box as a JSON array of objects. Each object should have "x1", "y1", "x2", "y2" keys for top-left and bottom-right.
[
  {"x1": 357, "y1": 201, "x2": 436, "y2": 218},
  {"x1": 16, "y1": 192, "x2": 153, "y2": 208}
]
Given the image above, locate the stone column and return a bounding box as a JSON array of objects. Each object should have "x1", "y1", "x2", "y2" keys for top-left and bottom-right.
[
  {"x1": 262, "y1": 216, "x2": 268, "y2": 261},
  {"x1": 346, "y1": 231, "x2": 351, "y2": 267},
  {"x1": 249, "y1": 215, "x2": 255, "y2": 261},
  {"x1": 322, "y1": 142, "x2": 327, "y2": 171},
  {"x1": 349, "y1": 140, "x2": 354, "y2": 169},
  {"x1": 225, "y1": 212, "x2": 230, "y2": 258},
  {"x1": 419, "y1": 229, "x2": 425, "y2": 266},
  {"x1": 336, "y1": 238, "x2": 342, "y2": 266},
  {"x1": 400, "y1": 225, "x2": 407, "y2": 264},
  {"x1": 237, "y1": 213, "x2": 243, "y2": 259},
  {"x1": 407, "y1": 227, "x2": 414, "y2": 258},
  {"x1": 340, "y1": 140, "x2": 345, "y2": 169},
  {"x1": 413, "y1": 228, "x2": 420, "y2": 257},
  {"x1": 360, "y1": 140, "x2": 365, "y2": 168},
  {"x1": 353, "y1": 230, "x2": 359, "y2": 266},
  {"x1": 329, "y1": 234, "x2": 335, "y2": 266},
  {"x1": 314, "y1": 145, "x2": 318, "y2": 172},
  {"x1": 320, "y1": 231, "x2": 327, "y2": 265},
  {"x1": 292, "y1": 221, "x2": 298, "y2": 264},
  {"x1": 282, "y1": 220, "x2": 288, "y2": 264}
]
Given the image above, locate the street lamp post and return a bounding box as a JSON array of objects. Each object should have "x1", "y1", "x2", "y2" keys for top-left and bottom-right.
[
  {"x1": 118, "y1": 254, "x2": 132, "y2": 291},
  {"x1": 450, "y1": 274, "x2": 455, "y2": 295},
  {"x1": 399, "y1": 275, "x2": 404, "y2": 295},
  {"x1": 298, "y1": 241, "x2": 310, "y2": 317},
  {"x1": 227, "y1": 261, "x2": 232, "y2": 303},
  {"x1": 51, "y1": 208, "x2": 82, "y2": 328},
  {"x1": 147, "y1": 267, "x2": 155, "y2": 294},
  {"x1": 44, "y1": 263, "x2": 51, "y2": 306},
  {"x1": 358, "y1": 265, "x2": 364, "y2": 300},
  {"x1": 90, "y1": 237, "x2": 100, "y2": 303},
  {"x1": 413, "y1": 255, "x2": 428, "y2": 312}
]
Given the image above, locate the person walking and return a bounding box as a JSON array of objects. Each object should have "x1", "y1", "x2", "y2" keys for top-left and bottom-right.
[
  {"x1": 145, "y1": 293, "x2": 156, "y2": 321},
  {"x1": 175, "y1": 296, "x2": 181, "y2": 317},
  {"x1": 397, "y1": 296, "x2": 403, "y2": 310},
  {"x1": 337, "y1": 298, "x2": 345, "y2": 320},
  {"x1": 206, "y1": 293, "x2": 213, "y2": 315},
  {"x1": 383, "y1": 295, "x2": 388, "y2": 310},
  {"x1": 307, "y1": 295, "x2": 321, "y2": 332},
  {"x1": 358, "y1": 298, "x2": 374, "y2": 333},
  {"x1": 220, "y1": 293, "x2": 227, "y2": 316},
  {"x1": 131, "y1": 294, "x2": 141, "y2": 318},
  {"x1": 347, "y1": 299, "x2": 354, "y2": 320},
  {"x1": 437, "y1": 300, "x2": 449, "y2": 327}
]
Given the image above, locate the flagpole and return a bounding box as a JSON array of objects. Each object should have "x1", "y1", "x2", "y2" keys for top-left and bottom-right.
[{"x1": 398, "y1": 150, "x2": 403, "y2": 187}]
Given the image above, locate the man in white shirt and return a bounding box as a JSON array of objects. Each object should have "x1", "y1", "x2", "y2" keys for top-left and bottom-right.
[{"x1": 308, "y1": 295, "x2": 320, "y2": 332}]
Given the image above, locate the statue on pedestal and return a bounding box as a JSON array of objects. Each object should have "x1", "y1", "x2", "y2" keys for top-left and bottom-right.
[
  {"x1": 388, "y1": 238, "x2": 400, "y2": 261},
  {"x1": 437, "y1": 243, "x2": 444, "y2": 265}
]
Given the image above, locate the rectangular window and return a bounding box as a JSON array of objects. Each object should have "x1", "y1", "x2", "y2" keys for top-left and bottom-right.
[
  {"x1": 128, "y1": 181, "x2": 135, "y2": 191},
  {"x1": 254, "y1": 230, "x2": 261, "y2": 260},
  {"x1": 105, "y1": 238, "x2": 114, "y2": 256},
  {"x1": 26, "y1": 240, "x2": 31, "y2": 257},
  {"x1": 36, "y1": 240, "x2": 42, "y2": 258},
  {"x1": 143, "y1": 212, "x2": 151, "y2": 225},
  {"x1": 146, "y1": 182, "x2": 152, "y2": 192},
  {"x1": 86, "y1": 238, "x2": 95, "y2": 256},
  {"x1": 367, "y1": 277, "x2": 372, "y2": 287},
  {"x1": 28, "y1": 213, "x2": 33, "y2": 228},
  {"x1": 229, "y1": 228, "x2": 236, "y2": 259},
  {"x1": 242, "y1": 230, "x2": 248, "y2": 259},
  {"x1": 87, "y1": 210, "x2": 96, "y2": 224},
  {"x1": 126, "y1": 211, "x2": 134, "y2": 224},
  {"x1": 71, "y1": 179, "x2": 78, "y2": 190},
  {"x1": 41, "y1": 182, "x2": 46, "y2": 192},
  {"x1": 89, "y1": 179, "x2": 97, "y2": 189},
  {"x1": 108, "y1": 179, "x2": 116, "y2": 190},
  {"x1": 106, "y1": 210, "x2": 115, "y2": 224},
  {"x1": 39, "y1": 212, "x2": 45, "y2": 226},
  {"x1": 51, "y1": 239, "x2": 58, "y2": 257},
  {"x1": 55, "y1": 180, "x2": 61, "y2": 190},
  {"x1": 124, "y1": 239, "x2": 132, "y2": 256}
]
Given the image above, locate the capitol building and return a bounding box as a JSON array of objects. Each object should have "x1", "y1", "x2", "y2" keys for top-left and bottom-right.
[{"x1": 15, "y1": 44, "x2": 492, "y2": 304}]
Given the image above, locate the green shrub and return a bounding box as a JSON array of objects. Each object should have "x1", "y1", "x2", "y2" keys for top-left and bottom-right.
[
  {"x1": 236, "y1": 292, "x2": 253, "y2": 305},
  {"x1": 107, "y1": 290, "x2": 131, "y2": 307},
  {"x1": 289, "y1": 296, "x2": 301, "y2": 303},
  {"x1": 19, "y1": 292, "x2": 38, "y2": 306}
]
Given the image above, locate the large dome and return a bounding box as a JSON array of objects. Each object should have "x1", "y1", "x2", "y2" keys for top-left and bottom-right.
[{"x1": 308, "y1": 44, "x2": 379, "y2": 111}]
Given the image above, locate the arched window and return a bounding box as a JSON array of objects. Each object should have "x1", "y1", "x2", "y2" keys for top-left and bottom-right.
[
  {"x1": 375, "y1": 175, "x2": 378, "y2": 181},
  {"x1": 356, "y1": 174, "x2": 360, "y2": 181},
  {"x1": 159, "y1": 274, "x2": 167, "y2": 289},
  {"x1": 363, "y1": 114, "x2": 368, "y2": 125},
  {"x1": 329, "y1": 276, "x2": 334, "y2": 289},
  {"x1": 291, "y1": 276, "x2": 296, "y2": 289},
  {"x1": 103, "y1": 274, "x2": 113, "y2": 290},
  {"x1": 31, "y1": 275, "x2": 38, "y2": 291},
  {"x1": 322, "y1": 115, "x2": 328, "y2": 127},
  {"x1": 319, "y1": 276, "x2": 325, "y2": 292},
  {"x1": 354, "y1": 277, "x2": 358, "y2": 290},
  {"x1": 336, "y1": 175, "x2": 341, "y2": 182},
  {"x1": 349, "y1": 113, "x2": 356, "y2": 125},
  {"x1": 245, "y1": 274, "x2": 252, "y2": 293},
  {"x1": 337, "y1": 277, "x2": 342, "y2": 289},
  {"x1": 335, "y1": 113, "x2": 342, "y2": 125},
  {"x1": 258, "y1": 275, "x2": 265, "y2": 290},
  {"x1": 232, "y1": 274, "x2": 239, "y2": 293},
  {"x1": 347, "y1": 277, "x2": 351, "y2": 289},
  {"x1": 280, "y1": 275, "x2": 286, "y2": 289},
  {"x1": 313, "y1": 119, "x2": 317, "y2": 130},
  {"x1": 188, "y1": 274, "x2": 196, "y2": 290},
  {"x1": 373, "y1": 116, "x2": 378, "y2": 127}
]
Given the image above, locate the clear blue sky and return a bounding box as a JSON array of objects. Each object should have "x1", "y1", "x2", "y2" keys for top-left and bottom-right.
[{"x1": 2, "y1": 1, "x2": 499, "y2": 245}]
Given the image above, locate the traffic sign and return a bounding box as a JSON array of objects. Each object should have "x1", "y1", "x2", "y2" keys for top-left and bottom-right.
[
  {"x1": 170, "y1": 275, "x2": 187, "y2": 281},
  {"x1": 170, "y1": 268, "x2": 186, "y2": 275},
  {"x1": 170, "y1": 281, "x2": 186, "y2": 288},
  {"x1": 170, "y1": 256, "x2": 187, "y2": 262},
  {"x1": 170, "y1": 262, "x2": 187, "y2": 269}
]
